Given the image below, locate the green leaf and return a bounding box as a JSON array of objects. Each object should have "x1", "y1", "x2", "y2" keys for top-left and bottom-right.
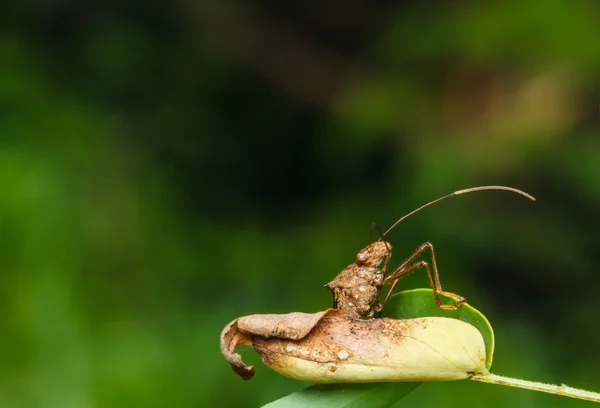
[
  {"x1": 262, "y1": 382, "x2": 421, "y2": 408},
  {"x1": 385, "y1": 288, "x2": 495, "y2": 370},
  {"x1": 263, "y1": 289, "x2": 495, "y2": 407}
]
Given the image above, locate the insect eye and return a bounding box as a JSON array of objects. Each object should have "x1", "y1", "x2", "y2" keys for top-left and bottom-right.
[{"x1": 356, "y1": 252, "x2": 367, "y2": 264}]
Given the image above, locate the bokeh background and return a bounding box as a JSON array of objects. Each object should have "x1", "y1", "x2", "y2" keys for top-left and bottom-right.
[{"x1": 1, "y1": 1, "x2": 599, "y2": 407}]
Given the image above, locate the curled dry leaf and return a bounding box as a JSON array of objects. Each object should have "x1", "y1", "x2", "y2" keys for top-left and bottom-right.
[
  {"x1": 221, "y1": 310, "x2": 487, "y2": 383},
  {"x1": 220, "y1": 309, "x2": 342, "y2": 380}
]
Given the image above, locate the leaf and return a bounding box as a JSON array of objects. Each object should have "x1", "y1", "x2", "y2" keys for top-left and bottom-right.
[
  {"x1": 237, "y1": 310, "x2": 342, "y2": 340},
  {"x1": 263, "y1": 289, "x2": 495, "y2": 408},
  {"x1": 255, "y1": 316, "x2": 485, "y2": 383},
  {"x1": 221, "y1": 309, "x2": 342, "y2": 380},
  {"x1": 385, "y1": 288, "x2": 495, "y2": 370},
  {"x1": 262, "y1": 382, "x2": 421, "y2": 408}
]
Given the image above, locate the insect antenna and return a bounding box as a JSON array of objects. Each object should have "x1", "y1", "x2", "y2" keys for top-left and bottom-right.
[
  {"x1": 369, "y1": 222, "x2": 392, "y2": 272},
  {"x1": 381, "y1": 185, "x2": 535, "y2": 238},
  {"x1": 370, "y1": 222, "x2": 388, "y2": 246}
]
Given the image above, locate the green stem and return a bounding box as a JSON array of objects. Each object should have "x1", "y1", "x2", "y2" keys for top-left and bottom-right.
[{"x1": 470, "y1": 372, "x2": 600, "y2": 403}]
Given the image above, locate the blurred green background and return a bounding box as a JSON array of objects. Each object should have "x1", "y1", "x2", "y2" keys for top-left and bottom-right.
[{"x1": 1, "y1": 1, "x2": 599, "y2": 407}]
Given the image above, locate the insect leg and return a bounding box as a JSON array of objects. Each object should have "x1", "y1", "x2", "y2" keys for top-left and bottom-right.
[
  {"x1": 380, "y1": 260, "x2": 429, "y2": 306},
  {"x1": 380, "y1": 242, "x2": 465, "y2": 310}
]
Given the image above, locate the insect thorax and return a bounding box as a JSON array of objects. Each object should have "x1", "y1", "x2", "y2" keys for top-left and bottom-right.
[{"x1": 326, "y1": 265, "x2": 384, "y2": 320}]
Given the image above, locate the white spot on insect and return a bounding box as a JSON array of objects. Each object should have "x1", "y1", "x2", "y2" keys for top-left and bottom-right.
[
  {"x1": 358, "y1": 287, "x2": 366, "y2": 292},
  {"x1": 348, "y1": 302, "x2": 354, "y2": 307},
  {"x1": 285, "y1": 343, "x2": 296, "y2": 352},
  {"x1": 299, "y1": 348, "x2": 310, "y2": 356},
  {"x1": 337, "y1": 350, "x2": 349, "y2": 360}
]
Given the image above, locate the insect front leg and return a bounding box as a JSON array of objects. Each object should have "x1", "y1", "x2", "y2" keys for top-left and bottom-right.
[{"x1": 380, "y1": 242, "x2": 465, "y2": 310}]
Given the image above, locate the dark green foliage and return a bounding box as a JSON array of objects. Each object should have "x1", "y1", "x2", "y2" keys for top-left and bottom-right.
[{"x1": 1, "y1": 1, "x2": 599, "y2": 407}]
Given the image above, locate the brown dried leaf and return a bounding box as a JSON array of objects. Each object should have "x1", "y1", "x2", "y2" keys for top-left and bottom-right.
[
  {"x1": 220, "y1": 318, "x2": 255, "y2": 380},
  {"x1": 220, "y1": 309, "x2": 342, "y2": 380},
  {"x1": 254, "y1": 316, "x2": 487, "y2": 383},
  {"x1": 237, "y1": 309, "x2": 343, "y2": 339}
]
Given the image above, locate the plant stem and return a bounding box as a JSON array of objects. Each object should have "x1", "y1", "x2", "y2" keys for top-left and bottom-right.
[{"x1": 470, "y1": 372, "x2": 600, "y2": 403}]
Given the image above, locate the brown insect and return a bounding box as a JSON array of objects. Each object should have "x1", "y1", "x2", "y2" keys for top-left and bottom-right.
[{"x1": 325, "y1": 185, "x2": 535, "y2": 320}]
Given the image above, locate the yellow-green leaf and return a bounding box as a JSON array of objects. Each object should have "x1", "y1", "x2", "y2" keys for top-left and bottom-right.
[{"x1": 385, "y1": 288, "x2": 495, "y2": 370}]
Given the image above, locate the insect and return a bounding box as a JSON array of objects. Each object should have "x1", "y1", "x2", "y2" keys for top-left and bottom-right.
[{"x1": 324, "y1": 185, "x2": 535, "y2": 320}]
